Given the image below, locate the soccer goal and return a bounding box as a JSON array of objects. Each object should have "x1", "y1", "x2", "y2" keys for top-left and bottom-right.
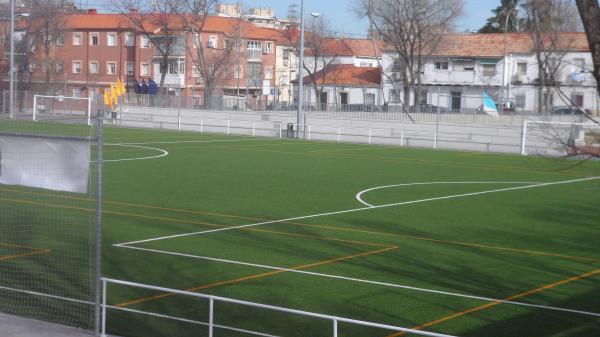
[
  {"x1": 33, "y1": 95, "x2": 93, "y2": 126},
  {"x1": 521, "y1": 120, "x2": 600, "y2": 156}
]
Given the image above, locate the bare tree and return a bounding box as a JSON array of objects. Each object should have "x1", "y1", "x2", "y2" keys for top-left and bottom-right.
[
  {"x1": 357, "y1": 0, "x2": 463, "y2": 113},
  {"x1": 522, "y1": 0, "x2": 584, "y2": 114},
  {"x1": 301, "y1": 16, "x2": 340, "y2": 108},
  {"x1": 26, "y1": 0, "x2": 69, "y2": 94},
  {"x1": 112, "y1": 0, "x2": 180, "y2": 93},
  {"x1": 576, "y1": 0, "x2": 600, "y2": 98},
  {"x1": 175, "y1": 0, "x2": 236, "y2": 108}
]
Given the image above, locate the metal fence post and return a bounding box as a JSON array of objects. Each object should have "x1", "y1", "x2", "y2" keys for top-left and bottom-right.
[
  {"x1": 227, "y1": 120, "x2": 230, "y2": 135},
  {"x1": 95, "y1": 100, "x2": 104, "y2": 337},
  {"x1": 200, "y1": 119, "x2": 204, "y2": 133},
  {"x1": 208, "y1": 298, "x2": 214, "y2": 337},
  {"x1": 520, "y1": 121, "x2": 528, "y2": 156},
  {"x1": 177, "y1": 93, "x2": 181, "y2": 132},
  {"x1": 101, "y1": 279, "x2": 107, "y2": 337},
  {"x1": 333, "y1": 319, "x2": 338, "y2": 337},
  {"x1": 252, "y1": 122, "x2": 256, "y2": 137},
  {"x1": 368, "y1": 129, "x2": 372, "y2": 145},
  {"x1": 337, "y1": 127, "x2": 341, "y2": 142}
]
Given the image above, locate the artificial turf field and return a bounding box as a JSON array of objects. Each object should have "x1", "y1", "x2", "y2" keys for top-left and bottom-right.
[{"x1": 3, "y1": 122, "x2": 600, "y2": 337}]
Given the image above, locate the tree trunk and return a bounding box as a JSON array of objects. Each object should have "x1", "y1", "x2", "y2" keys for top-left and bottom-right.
[{"x1": 576, "y1": 0, "x2": 600, "y2": 97}]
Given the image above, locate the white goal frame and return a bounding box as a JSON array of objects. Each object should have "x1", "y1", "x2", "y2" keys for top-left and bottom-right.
[
  {"x1": 33, "y1": 95, "x2": 93, "y2": 126},
  {"x1": 521, "y1": 120, "x2": 600, "y2": 156}
]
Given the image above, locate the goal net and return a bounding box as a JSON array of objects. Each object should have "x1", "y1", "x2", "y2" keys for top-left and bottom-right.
[
  {"x1": 521, "y1": 121, "x2": 600, "y2": 157},
  {"x1": 32, "y1": 95, "x2": 93, "y2": 126},
  {"x1": 0, "y1": 115, "x2": 100, "y2": 331}
]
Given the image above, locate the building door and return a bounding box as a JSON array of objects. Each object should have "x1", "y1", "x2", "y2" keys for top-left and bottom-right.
[
  {"x1": 571, "y1": 93, "x2": 584, "y2": 108},
  {"x1": 340, "y1": 92, "x2": 348, "y2": 105},
  {"x1": 451, "y1": 91, "x2": 462, "y2": 112},
  {"x1": 365, "y1": 93, "x2": 375, "y2": 105},
  {"x1": 320, "y1": 92, "x2": 328, "y2": 110}
]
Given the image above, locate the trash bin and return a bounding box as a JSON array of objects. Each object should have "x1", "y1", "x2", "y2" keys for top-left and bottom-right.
[{"x1": 287, "y1": 123, "x2": 295, "y2": 138}]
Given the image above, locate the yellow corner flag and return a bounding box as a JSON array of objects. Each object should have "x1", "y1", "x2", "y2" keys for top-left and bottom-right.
[
  {"x1": 103, "y1": 90, "x2": 113, "y2": 109},
  {"x1": 120, "y1": 79, "x2": 126, "y2": 97},
  {"x1": 110, "y1": 84, "x2": 119, "y2": 105},
  {"x1": 116, "y1": 78, "x2": 123, "y2": 97}
]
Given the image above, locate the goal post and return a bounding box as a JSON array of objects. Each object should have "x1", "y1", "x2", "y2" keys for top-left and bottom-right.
[
  {"x1": 33, "y1": 95, "x2": 93, "y2": 126},
  {"x1": 521, "y1": 120, "x2": 600, "y2": 156}
]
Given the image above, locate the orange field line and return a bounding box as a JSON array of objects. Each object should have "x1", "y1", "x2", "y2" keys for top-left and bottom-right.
[
  {"x1": 2, "y1": 193, "x2": 598, "y2": 262},
  {"x1": 0, "y1": 249, "x2": 51, "y2": 261},
  {"x1": 115, "y1": 246, "x2": 397, "y2": 308},
  {"x1": 386, "y1": 267, "x2": 600, "y2": 337}
]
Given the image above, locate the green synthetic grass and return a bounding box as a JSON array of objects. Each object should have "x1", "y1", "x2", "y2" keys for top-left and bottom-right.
[{"x1": 2, "y1": 123, "x2": 600, "y2": 336}]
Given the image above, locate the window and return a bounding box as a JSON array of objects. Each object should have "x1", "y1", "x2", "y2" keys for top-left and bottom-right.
[
  {"x1": 247, "y1": 63, "x2": 261, "y2": 86},
  {"x1": 281, "y1": 73, "x2": 289, "y2": 85},
  {"x1": 515, "y1": 94, "x2": 526, "y2": 109},
  {"x1": 517, "y1": 62, "x2": 527, "y2": 76},
  {"x1": 56, "y1": 33, "x2": 64, "y2": 46},
  {"x1": 140, "y1": 35, "x2": 150, "y2": 49},
  {"x1": 482, "y1": 64, "x2": 496, "y2": 77},
  {"x1": 72, "y1": 89, "x2": 81, "y2": 98},
  {"x1": 89, "y1": 61, "x2": 99, "y2": 74},
  {"x1": 140, "y1": 62, "x2": 150, "y2": 76},
  {"x1": 167, "y1": 61, "x2": 184, "y2": 75},
  {"x1": 392, "y1": 59, "x2": 402, "y2": 72},
  {"x1": 454, "y1": 60, "x2": 475, "y2": 71},
  {"x1": 73, "y1": 32, "x2": 82, "y2": 46},
  {"x1": 360, "y1": 62, "x2": 372, "y2": 68},
  {"x1": 208, "y1": 35, "x2": 218, "y2": 48},
  {"x1": 247, "y1": 41, "x2": 262, "y2": 60},
  {"x1": 107, "y1": 33, "x2": 117, "y2": 46},
  {"x1": 125, "y1": 32, "x2": 135, "y2": 46},
  {"x1": 125, "y1": 62, "x2": 134, "y2": 76},
  {"x1": 107, "y1": 62, "x2": 117, "y2": 75},
  {"x1": 90, "y1": 32, "x2": 100, "y2": 46},
  {"x1": 56, "y1": 62, "x2": 63, "y2": 73},
  {"x1": 573, "y1": 58, "x2": 585, "y2": 72},
  {"x1": 234, "y1": 65, "x2": 243, "y2": 79},
  {"x1": 389, "y1": 88, "x2": 401, "y2": 103},
  {"x1": 263, "y1": 42, "x2": 273, "y2": 54},
  {"x1": 28, "y1": 63, "x2": 37, "y2": 72},
  {"x1": 192, "y1": 66, "x2": 201, "y2": 77},
  {"x1": 434, "y1": 61, "x2": 449, "y2": 70},
  {"x1": 264, "y1": 66, "x2": 273, "y2": 80},
  {"x1": 72, "y1": 61, "x2": 82, "y2": 74},
  {"x1": 571, "y1": 93, "x2": 584, "y2": 107}
]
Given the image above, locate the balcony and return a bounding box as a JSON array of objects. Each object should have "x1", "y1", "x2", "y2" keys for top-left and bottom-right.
[{"x1": 154, "y1": 74, "x2": 185, "y2": 87}]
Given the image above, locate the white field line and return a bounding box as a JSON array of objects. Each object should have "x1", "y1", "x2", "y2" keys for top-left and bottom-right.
[
  {"x1": 115, "y1": 176, "x2": 600, "y2": 247},
  {"x1": 98, "y1": 144, "x2": 169, "y2": 163},
  {"x1": 113, "y1": 138, "x2": 277, "y2": 146},
  {"x1": 0, "y1": 284, "x2": 94, "y2": 306},
  {"x1": 355, "y1": 181, "x2": 540, "y2": 207},
  {"x1": 119, "y1": 245, "x2": 600, "y2": 318}
]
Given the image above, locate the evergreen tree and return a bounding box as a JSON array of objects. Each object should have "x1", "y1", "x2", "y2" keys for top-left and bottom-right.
[{"x1": 478, "y1": 0, "x2": 520, "y2": 33}]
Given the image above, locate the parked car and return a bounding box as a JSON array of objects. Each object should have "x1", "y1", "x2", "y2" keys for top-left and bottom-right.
[
  {"x1": 409, "y1": 103, "x2": 447, "y2": 113},
  {"x1": 551, "y1": 106, "x2": 586, "y2": 115}
]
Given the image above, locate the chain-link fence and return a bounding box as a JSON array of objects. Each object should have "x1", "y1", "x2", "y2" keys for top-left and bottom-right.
[{"x1": 0, "y1": 112, "x2": 102, "y2": 332}]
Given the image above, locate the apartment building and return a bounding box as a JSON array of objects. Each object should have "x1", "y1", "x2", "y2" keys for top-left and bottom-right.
[
  {"x1": 382, "y1": 33, "x2": 596, "y2": 114},
  {"x1": 0, "y1": 10, "x2": 279, "y2": 103}
]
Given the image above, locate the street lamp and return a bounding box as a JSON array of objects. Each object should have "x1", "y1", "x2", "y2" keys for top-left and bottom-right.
[
  {"x1": 500, "y1": 7, "x2": 518, "y2": 112},
  {"x1": 9, "y1": 0, "x2": 29, "y2": 119},
  {"x1": 297, "y1": 0, "x2": 320, "y2": 138}
]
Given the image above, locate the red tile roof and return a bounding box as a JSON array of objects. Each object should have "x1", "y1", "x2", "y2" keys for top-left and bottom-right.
[
  {"x1": 297, "y1": 64, "x2": 381, "y2": 87},
  {"x1": 63, "y1": 13, "x2": 279, "y2": 40},
  {"x1": 382, "y1": 33, "x2": 590, "y2": 57}
]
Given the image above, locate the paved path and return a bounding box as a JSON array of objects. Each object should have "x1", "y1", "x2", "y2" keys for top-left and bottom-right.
[{"x1": 0, "y1": 313, "x2": 110, "y2": 337}]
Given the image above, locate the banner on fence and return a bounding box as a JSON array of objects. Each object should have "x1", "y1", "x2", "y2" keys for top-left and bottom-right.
[{"x1": 0, "y1": 135, "x2": 90, "y2": 193}]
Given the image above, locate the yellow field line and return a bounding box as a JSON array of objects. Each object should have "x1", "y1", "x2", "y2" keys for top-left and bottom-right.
[
  {"x1": 0, "y1": 249, "x2": 51, "y2": 261},
  {"x1": 115, "y1": 246, "x2": 397, "y2": 308},
  {"x1": 386, "y1": 267, "x2": 600, "y2": 337},
  {"x1": 2, "y1": 193, "x2": 598, "y2": 262}
]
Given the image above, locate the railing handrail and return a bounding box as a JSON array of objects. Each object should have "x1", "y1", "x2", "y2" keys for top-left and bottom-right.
[{"x1": 101, "y1": 277, "x2": 458, "y2": 337}]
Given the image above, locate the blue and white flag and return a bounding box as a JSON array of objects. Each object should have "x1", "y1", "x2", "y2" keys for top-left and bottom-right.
[{"x1": 483, "y1": 91, "x2": 499, "y2": 116}]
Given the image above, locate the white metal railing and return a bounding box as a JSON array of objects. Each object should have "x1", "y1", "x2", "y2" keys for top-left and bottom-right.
[
  {"x1": 101, "y1": 278, "x2": 458, "y2": 337},
  {"x1": 33, "y1": 95, "x2": 93, "y2": 126}
]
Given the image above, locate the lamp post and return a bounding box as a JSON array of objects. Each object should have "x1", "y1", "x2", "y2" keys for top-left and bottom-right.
[
  {"x1": 296, "y1": 0, "x2": 319, "y2": 139},
  {"x1": 9, "y1": 0, "x2": 29, "y2": 119},
  {"x1": 500, "y1": 7, "x2": 518, "y2": 112}
]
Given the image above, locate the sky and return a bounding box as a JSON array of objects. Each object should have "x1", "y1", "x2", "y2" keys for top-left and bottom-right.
[{"x1": 82, "y1": 0, "x2": 499, "y2": 37}]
